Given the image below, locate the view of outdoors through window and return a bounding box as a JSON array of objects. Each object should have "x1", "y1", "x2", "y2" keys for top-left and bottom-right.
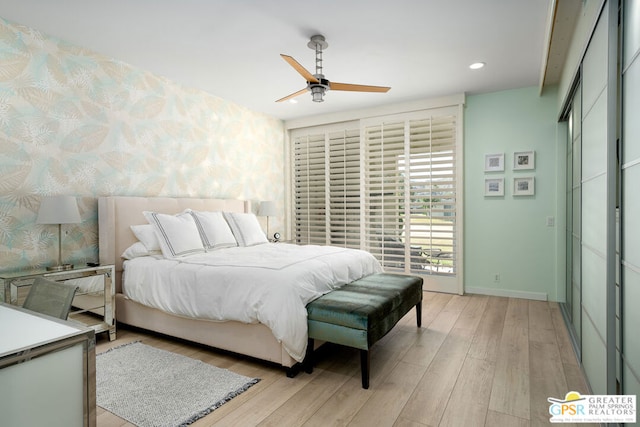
[{"x1": 293, "y1": 109, "x2": 458, "y2": 283}]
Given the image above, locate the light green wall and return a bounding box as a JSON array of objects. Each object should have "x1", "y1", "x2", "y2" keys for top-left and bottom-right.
[
  {"x1": 0, "y1": 18, "x2": 285, "y2": 272},
  {"x1": 464, "y1": 86, "x2": 562, "y2": 301}
]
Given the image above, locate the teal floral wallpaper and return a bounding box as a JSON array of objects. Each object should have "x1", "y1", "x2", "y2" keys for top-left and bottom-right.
[{"x1": 0, "y1": 18, "x2": 285, "y2": 273}]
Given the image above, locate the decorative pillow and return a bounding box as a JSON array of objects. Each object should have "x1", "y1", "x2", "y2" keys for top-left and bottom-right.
[
  {"x1": 131, "y1": 224, "x2": 161, "y2": 251},
  {"x1": 121, "y1": 241, "x2": 161, "y2": 259},
  {"x1": 143, "y1": 211, "x2": 206, "y2": 258},
  {"x1": 223, "y1": 212, "x2": 268, "y2": 247},
  {"x1": 188, "y1": 210, "x2": 238, "y2": 251}
]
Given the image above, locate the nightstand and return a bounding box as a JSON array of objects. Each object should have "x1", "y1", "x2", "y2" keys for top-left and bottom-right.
[{"x1": 0, "y1": 264, "x2": 116, "y2": 341}]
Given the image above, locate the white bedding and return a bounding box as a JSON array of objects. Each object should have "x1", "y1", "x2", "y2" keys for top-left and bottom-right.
[{"x1": 122, "y1": 243, "x2": 383, "y2": 361}]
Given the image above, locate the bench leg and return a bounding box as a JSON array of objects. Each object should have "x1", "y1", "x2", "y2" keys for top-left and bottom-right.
[
  {"x1": 416, "y1": 301, "x2": 422, "y2": 327},
  {"x1": 360, "y1": 349, "x2": 370, "y2": 389},
  {"x1": 303, "y1": 338, "x2": 314, "y2": 374}
]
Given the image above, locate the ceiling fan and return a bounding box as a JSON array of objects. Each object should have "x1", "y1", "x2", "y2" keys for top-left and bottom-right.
[{"x1": 276, "y1": 35, "x2": 391, "y2": 103}]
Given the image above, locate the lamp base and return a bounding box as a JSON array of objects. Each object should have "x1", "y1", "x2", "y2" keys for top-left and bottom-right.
[{"x1": 46, "y1": 263, "x2": 74, "y2": 271}]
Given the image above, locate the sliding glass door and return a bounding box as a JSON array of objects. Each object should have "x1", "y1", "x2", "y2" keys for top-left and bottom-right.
[
  {"x1": 291, "y1": 106, "x2": 463, "y2": 294},
  {"x1": 362, "y1": 109, "x2": 461, "y2": 293}
]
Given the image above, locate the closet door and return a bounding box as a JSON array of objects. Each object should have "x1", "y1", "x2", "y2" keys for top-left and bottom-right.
[
  {"x1": 565, "y1": 86, "x2": 582, "y2": 352},
  {"x1": 621, "y1": 0, "x2": 640, "y2": 398},
  {"x1": 580, "y1": 1, "x2": 616, "y2": 395}
]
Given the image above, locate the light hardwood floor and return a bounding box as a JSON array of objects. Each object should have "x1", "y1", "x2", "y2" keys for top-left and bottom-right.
[{"x1": 95, "y1": 292, "x2": 596, "y2": 427}]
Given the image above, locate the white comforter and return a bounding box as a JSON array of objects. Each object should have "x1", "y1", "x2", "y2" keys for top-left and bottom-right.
[{"x1": 123, "y1": 243, "x2": 383, "y2": 361}]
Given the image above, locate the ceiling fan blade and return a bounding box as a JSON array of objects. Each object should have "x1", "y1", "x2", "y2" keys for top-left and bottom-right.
[
  {"x1": 281, "y1": 54, "x2": 319, "y2": 83},
  {"x1": 276, "y1": 87, "x2": 308, "y2": 103},
  {"x1": 330, "y1": 82, "x2": 391, "y2": 93}
]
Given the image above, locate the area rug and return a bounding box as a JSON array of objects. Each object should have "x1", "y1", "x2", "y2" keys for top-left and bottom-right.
[{"x1": 96, "y1": 341, "x2": 260, "y2": 427}]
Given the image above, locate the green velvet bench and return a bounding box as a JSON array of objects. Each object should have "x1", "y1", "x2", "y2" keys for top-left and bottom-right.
[{"x1": 305, "y1": 273, "x2": 423, "y2": 389}]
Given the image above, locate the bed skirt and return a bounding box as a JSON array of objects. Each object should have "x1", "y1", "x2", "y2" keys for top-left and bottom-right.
[{"x1": 115, "y1": 294, "x2": 297, "y2": 368}]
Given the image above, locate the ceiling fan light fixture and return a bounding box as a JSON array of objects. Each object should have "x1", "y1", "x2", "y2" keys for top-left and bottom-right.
[{"x1": 311, "y1": 86, "x2": 325, "y2": 102}]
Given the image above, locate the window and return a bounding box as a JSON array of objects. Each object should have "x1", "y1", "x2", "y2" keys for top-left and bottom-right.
[
  {"x1": 292, "y1": 124, "x2": 361, "y2": 246},
  {"x1": 328, "y1": 129, "x2": 361, "y2": 247},
  {"x1": 292, "y1": 132, "x2": 327, "y2": 245},
  {"x1": 363, "y1": 112, "x2": 457, "y2": 276},
  {"x1": 291, "y1": 106, "x2": 462, "y2": 293}
]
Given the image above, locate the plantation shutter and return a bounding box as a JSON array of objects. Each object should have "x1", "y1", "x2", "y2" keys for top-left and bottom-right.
[
  {"x1": 363, "y1": 112, "x2": 457, "y2": 276},
  {"x1": 290, "y1": 105, "x2": 461, "y2": 293},
  {"x1": 292, "y1": 122, "x2": 361, "y2": 245},
  {"x1": 406, "y1": 115, "x2": 457, "y2": 273},
  {"x1": 328, "y1": 129, "x2": 361, "y2": 247},
  {"x1": 292, "y1": 132, "x2": 327, "y2": 245},
  {"x1": 363, "y1": 121, "x2": 406, "y2": 268}
]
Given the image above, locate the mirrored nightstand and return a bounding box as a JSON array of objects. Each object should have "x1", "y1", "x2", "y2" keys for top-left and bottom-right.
[{"x1": 0, "y1": 264, "x2": 116, "y2": 341}]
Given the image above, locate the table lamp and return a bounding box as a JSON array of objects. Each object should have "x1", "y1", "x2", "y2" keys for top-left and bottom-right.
[
  {"x1": 36, "y1": 195, "x2": 81, "y2": 271},
  {"x1": 258, "y1": 201, "x2": 277, "y2": 238}
]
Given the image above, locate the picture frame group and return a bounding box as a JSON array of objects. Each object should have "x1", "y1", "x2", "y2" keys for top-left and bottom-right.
[{"x1": 484, "y1": 150, "x2": 536, "y2": 197}]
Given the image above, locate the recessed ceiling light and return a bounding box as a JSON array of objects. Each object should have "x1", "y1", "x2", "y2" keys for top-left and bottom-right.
[{"x1": 469, "y1": 62, "x2": 486, "y2": 70}]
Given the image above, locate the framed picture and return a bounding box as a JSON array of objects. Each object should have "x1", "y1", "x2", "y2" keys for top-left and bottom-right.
[
  {"x1": 484, "y1": 153, "x2": 504, "y2": 172},
  {"x1": 513, "y1": 151, "x2": 535, "y2": 170},
  {"x1": 484, "y1": 177, "x2": 504, "y2": 196},
  {"x1": 513, "y1": 177, "x2": 535, "y2": 196}
]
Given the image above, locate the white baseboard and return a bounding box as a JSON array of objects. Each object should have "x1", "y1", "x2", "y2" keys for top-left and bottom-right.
[{"x1": 465, "y1": 287, "x2": 548, "y2": 301}]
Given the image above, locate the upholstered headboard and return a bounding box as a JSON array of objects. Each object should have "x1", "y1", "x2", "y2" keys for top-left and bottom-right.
[{"x1": 98, "y1": 196, "x2": 250, "y2": 293}]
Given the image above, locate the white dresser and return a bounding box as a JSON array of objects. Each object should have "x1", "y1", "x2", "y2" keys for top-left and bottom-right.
[{"x1": 0, "y1": 303, "x2": 96, "y2": 427}]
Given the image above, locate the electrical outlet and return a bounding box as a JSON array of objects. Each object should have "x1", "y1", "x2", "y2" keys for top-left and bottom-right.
[
  {"x1": 493, "y1": 273, "x2": 500, "y2": 283},
  {"x1": 546, "y1": 216, "x2": 555, "y2": 227}
]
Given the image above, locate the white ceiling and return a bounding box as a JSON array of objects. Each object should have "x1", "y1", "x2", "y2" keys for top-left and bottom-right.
[{"x1": 0, "y1": 0, "x2": 564, "y2": 121}]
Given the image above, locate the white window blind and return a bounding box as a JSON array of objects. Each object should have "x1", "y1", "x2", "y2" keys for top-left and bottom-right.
[
  {"x1": 292, "y1": 123, "x2": 362, "y2": 246},
  {"x1": 328, "y1": 129, "x2": 361, "y2": 247},
  {"x1": 363, "y1": 120, "x2": 406, "y2": 268},
  {"x1": 293, "y1": 133, "x2": 327, "y2": 245},
  {"x1": 364, "y1": 113, "x2": 457, "y2": 275},
  {"x1": 291, "y1": 106, "x2": 460, "y2": 286}
]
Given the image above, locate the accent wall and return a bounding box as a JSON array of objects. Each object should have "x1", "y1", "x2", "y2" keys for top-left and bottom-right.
[{"x1": 0, "y1": 18, "x2": 285, "y2": 273}]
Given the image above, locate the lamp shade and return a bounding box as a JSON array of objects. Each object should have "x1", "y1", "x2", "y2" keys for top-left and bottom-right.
[
  {"x1": 36, "y1": 196, "x2": 81, "y2": 224},
  {"x1": 258, "y1": 201, "x2": 277, "y2": 217}
]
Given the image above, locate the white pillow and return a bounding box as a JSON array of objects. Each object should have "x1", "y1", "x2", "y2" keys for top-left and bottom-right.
[
  {"x1": 131, "y1": 224, "x2": 161, "y2": 251},
  {"x1": 143, "y1": 211, "x2": 206, "y2": 258},
  {"x1": 188, "y1": 210, "x2": 238, "y2": 251},
  {"x1": 223, "y1": 212, "x2": 268, "y2": 247},
  {"x1": 121, "y1": 241, "x2": 161, "y2": 259}
]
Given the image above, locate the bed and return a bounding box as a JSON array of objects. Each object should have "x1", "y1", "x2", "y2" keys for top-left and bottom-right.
[{"x1": 98, "y1": 196, "x2": 382, "y2": 372}]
